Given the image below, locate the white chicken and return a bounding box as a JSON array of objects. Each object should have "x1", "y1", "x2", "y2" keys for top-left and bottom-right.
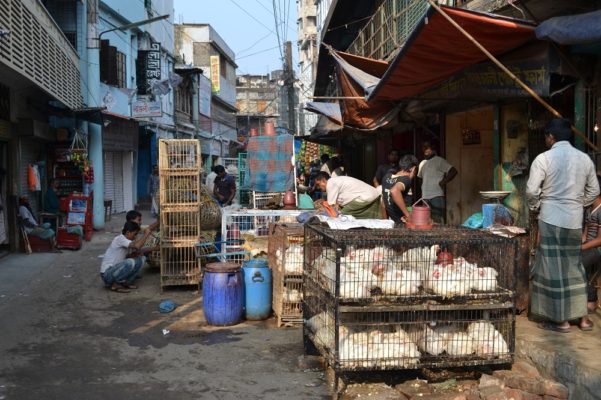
[
  {"x1": 467, "y1": 321, "x2": 509, "y2": 356},
  {"x1": 283, "y1": 289, "x2": 302, "y2": 303},
  {"x1": 398, "y1": 244, "x2": 440, "y2": 274},
  {"x1": 377, "y1": 328, "x2": 421, "y2": 367},
  {"x1": 415, "y1": 325, "x2": 447, "y2": 356},
  {"x1": 424, "y1": 265, "x2": 470, "y2": 298},
  {"x1": 446, "y1": 332, "x2": 475, "y2": 356},
  {"x1": 471, "y1": 267, "x2": 499, "y2": 292},
  {"x1": 283, "y1": 244, "x2": 304, "y2": 274},
  {"x1": 378, "y1": 269, "x2": 422, "y2": 296},
  {"x1": 338, "y1": 280, "x2": 371, "y2": 299}
]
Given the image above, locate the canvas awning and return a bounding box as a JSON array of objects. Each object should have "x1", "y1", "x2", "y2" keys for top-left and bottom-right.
[{"x1": 367, "y1": 5, "x2": 536, "y2": 102}]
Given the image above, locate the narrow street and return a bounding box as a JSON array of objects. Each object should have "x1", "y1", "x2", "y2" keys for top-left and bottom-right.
[{"x1": 0, "y1": 212, "x2": 328, "y2": 400}]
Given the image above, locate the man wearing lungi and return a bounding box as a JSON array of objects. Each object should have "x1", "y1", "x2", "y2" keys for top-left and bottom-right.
[
  {"x1": 314, "y1": 172, "x2": 382, "y2": 219},
  {"x1": 526, "y1": 118, "x2": 599, "y2": 333}
]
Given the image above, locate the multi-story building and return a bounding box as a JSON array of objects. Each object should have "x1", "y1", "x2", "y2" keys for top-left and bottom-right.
[
  {"x1": 236, "y1": 73, "x2": 280, "y2": 136},
  {"x1": 174, "y1": 23, "x2": 238, "y2": 165},
  {"x1": 296, "y1": 0, "x2": 318, "y2": 136},
  {"x1": 0, "y1": 0, "x2": 84, "y2": 249}
]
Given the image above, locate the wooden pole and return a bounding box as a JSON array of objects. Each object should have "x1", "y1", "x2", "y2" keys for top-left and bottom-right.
[
  {"x1": 310, "y1": 96, "x2": 365, "y2": 100},
  {"x1": 425, "y1": 0, "x2": 599, "y2": 153}
]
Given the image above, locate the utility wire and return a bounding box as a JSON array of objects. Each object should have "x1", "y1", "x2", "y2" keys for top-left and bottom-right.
[
  {"x1": 272, "y1": 0, "x2": 285, "y2": 63},
  {"x1": 236, "y1": 45, "x2": 281, "y2": 60}
]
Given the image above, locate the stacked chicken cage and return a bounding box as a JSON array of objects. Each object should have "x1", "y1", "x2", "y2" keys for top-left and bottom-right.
[
  {"x1": 303, "y1": 221, "x2": 517, "y2": 390},
  {"x1": 158, "y1": 139, "x2": 202, "y2": 289},
  {"x1": 268, "y1": 223, "x2": 305, "y2": 327}
]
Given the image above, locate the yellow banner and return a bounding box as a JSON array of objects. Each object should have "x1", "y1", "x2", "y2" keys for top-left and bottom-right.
[{"x1": 210, "y1": 55, "x2": 220, "y2": 95}]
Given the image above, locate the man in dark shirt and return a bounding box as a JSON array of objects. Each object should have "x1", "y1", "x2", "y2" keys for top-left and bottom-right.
[
  {"x1": 213, "y1": 165, "x2": 236, "y2": 206},
  {"x1": 44, "y1": 178, "x2": 60, "y2": 214},
  {"x1": 382, "y1": 155, "x2": 418, "y2": 224},
  {"x1": 373, "y1": 149, "x2": 400, "y2": 187}
]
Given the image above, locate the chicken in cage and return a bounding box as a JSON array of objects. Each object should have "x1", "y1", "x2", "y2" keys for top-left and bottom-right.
[{"x1": 305, "y1": 224, "x2": 516, "y2": 303}]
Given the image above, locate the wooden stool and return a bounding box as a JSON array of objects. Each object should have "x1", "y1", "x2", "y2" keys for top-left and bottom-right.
[{"x1": 104, "y1": 199, "x2": 112, "y2": 221}]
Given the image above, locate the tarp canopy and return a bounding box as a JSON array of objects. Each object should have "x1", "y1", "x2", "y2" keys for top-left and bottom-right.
[
  {"x1": 305, "y1": 101, "x2": 343, "y2": 126},
  {"x1": 367, "y1": 5, "x2": 536, "y2": 102},
  {"x1": 535, "y1": 10, "x2": 601, "y2": 45}
]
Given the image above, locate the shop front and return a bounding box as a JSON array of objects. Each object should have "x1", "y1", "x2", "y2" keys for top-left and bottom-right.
[{"x1": 102, "y1": 115, "x2": 138, "y2": 215}]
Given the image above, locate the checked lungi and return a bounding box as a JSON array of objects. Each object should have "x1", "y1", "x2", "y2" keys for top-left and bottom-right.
[
  {"x1": 340, "y1": 197, "x2": 382, "y2": 219},
  {"x1": 530, "y1": 220, "x2": 587, "y2": 322}
]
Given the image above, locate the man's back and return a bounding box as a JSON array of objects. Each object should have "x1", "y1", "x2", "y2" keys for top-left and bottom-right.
[{"x1": 527, "y1": 141, "x2": 598, "y2": 229}]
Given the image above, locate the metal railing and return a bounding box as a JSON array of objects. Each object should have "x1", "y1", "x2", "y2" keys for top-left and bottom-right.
[{"x1": 346, "y1": 0, "x2": 429, "y2": 61}]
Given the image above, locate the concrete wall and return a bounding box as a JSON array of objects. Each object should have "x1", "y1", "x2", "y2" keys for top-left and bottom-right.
[{"x1": 100, "y1": 0, "x2": 145, "y2": 27}]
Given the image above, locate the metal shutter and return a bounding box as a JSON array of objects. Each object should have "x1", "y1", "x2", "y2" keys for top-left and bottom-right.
[
  {"x1": 112, "y1": 152, "x2": 124, "y2": 213},
  {"x1": 103, "y1": 151, "x2": 115, "y2": 214}
]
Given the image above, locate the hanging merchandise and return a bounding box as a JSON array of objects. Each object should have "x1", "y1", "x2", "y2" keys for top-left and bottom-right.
[{"x1": 28, "y1": 164, "x2": 41, "y2": 192}]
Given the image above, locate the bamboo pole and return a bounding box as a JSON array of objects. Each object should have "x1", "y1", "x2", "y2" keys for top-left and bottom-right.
[
  {"x1": 310, "y1": 96, "x2": 365, "y2": 100},
  {"x1": 425, "y1": 0, "x2": 599, "y2": 153}
]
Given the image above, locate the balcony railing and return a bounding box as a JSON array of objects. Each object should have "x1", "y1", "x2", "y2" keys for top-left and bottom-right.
[
  {"x1": 346, "y1": 0, "x2": 429, "y2": 61},
  {"x1": 0, "y1": 0, "x2": 83, "y2": 109}
]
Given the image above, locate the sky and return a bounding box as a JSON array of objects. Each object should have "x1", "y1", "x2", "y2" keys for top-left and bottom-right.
[{"x1": 174, "y1": 0, "x2": 299, "y2": 76}]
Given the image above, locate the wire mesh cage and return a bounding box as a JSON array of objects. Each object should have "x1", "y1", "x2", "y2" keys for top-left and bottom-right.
[
  {"x1": 158, "y1": 139, "x2": 201, "y2": 172},
  {"x1": 269, "y1": 223, "x2": 305, "y2": 327},
  {"x1": 303, "y1": 284, "x2": 514, "y2": 372},
  {"x1": 221, "y1": 209, "x2": 302, "y2": 264},
  {"x1": 252, "y1": 191, "x2": 284, "y2": 209},
  {"x1": 304, "y1": 222, "x2": 518, "y2": 304},
  {"x1": 160, "y1": 241, "x2": 201, "y2": 288},
  {"x1": 160, "y1": 175, "x2": 201, "y2": 206},
  {"x1": 160, "y1": 209, "x2": 201, "y2": 243}
]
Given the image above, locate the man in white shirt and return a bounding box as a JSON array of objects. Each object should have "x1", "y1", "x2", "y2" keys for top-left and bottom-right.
[
  {"x1": 417, "y1": 142, "x2": 457, "y2": 224},
  {"x1": 18, "y1": 196, "x2": 55, "y2": 241},
  {"x1": 100, "y1": 221, "x2": 157, "y2": 293},
  {"x1": 314, "y1": 172, "x2": 382, "y2": 219},
  {"x1": 526, "y1": 118, "x2": 599, "y2": 333}
]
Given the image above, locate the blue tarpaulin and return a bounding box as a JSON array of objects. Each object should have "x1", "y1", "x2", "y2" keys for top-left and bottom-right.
[{"x1": 535, "y1": 10, "x2": 601, "y2": 45}]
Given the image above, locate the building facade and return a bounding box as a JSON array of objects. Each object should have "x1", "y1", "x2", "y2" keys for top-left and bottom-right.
[
  {"x1": 297, "y1": 0, "x2": 318, "y2": 135},
  {"x1": 174, "y1": 23, "x2": 238, "y2": 164}
]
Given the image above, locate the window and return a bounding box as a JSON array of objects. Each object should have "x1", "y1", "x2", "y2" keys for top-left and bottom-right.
[{"x1": 100, "y1": 40, "x2": 127, "y2": 88}]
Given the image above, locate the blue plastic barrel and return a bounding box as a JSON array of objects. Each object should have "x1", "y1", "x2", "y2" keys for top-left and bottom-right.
[
  {"x1": 203, "y1": 262, "x2": 244, "y2": 326},
  {"x1": 242, "y1": 259, "x2": 272, "y2": 320}
]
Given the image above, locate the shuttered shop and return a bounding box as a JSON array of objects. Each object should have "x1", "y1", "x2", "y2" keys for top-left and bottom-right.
[{"x1": 102, "y1": 116, "x2": 138, "y2": 215}]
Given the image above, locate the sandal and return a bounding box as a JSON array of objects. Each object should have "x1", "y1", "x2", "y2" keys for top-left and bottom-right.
[
  {"x1": 538, "y1": 322, "x2": 571, "y2": 333},
  {"x1": 110, "y1": 284, "x2": 130, "y2": 293},
  {"x1": 579, "y1": 320, "x2": 594, "y2": 331},
  {"x1": 123, "y1": 283, "x2": 138, "y2": 289}
]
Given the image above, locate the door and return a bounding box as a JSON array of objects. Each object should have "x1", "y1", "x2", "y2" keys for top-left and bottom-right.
[
  {"x1": 122, "y1": 151, "x2": 133, "y2": 211},
  {"x1": 446, "y1": 106, "x2": 494, "y2": 225},
  {"x1": 103, "y1": 151, "x2": 115, "y2": 213}
]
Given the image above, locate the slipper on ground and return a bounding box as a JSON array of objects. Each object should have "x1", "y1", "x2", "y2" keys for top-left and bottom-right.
[{"x1": 537, "y1": 322, "x2": 571, "y2": 333}]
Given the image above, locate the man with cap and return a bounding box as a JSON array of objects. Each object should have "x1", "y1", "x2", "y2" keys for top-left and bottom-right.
[{"x1": 527, "y1": 118, "x2": 599, "y2": 333}]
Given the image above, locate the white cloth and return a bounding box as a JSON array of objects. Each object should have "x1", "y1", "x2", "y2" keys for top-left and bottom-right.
[
  {"x1": 326, "y1": 176, "x2": 381, "y2": 207},
  {"x1": 418, "y1": 156, "x2": 453, "y2": 199},
  {"x1": 526, "y1": 141, "x2": 599, "y2": 229},
  {"x1": 320, "y1": 162, "x2": 331, "y2": 176},
  {"x1": 18, "y1": 205, "x2": 37, "y2": 229},
  {"x1": 316, "y1": 214, "x2": 395, "y2": 230},
  {"x1": 100, "y1": 234, "x2": 132, "y2": 273},
  {"x1": 205, "y1": 171, "x2": 217, "y2": 193}
]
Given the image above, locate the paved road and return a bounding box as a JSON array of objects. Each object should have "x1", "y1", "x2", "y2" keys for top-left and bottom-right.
[{"x1": 0, "y1": 213, "x2": 328, "y2": 400}]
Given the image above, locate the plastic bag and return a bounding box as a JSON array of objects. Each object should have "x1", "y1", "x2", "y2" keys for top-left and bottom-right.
[{"x1": 462, "y1": 212, "x2": 483, "y2": 229}]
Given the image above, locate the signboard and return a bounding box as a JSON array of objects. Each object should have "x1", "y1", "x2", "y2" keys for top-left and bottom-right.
[
  {"x1": 132, "y1": 100, "x2": 162, "y2": 118},
  {"x1": 100, "y1": 83, "x2": 132, "y2": 118},
  {"x1": 136, "y1": 42, "x2": 161, "y2": 95},
  {"x1": 210, "y1": 55, "x2": 221, "y2": 95},
  {"x1": 199, "y1": 75, "x2": 212, "y2": 117}
]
